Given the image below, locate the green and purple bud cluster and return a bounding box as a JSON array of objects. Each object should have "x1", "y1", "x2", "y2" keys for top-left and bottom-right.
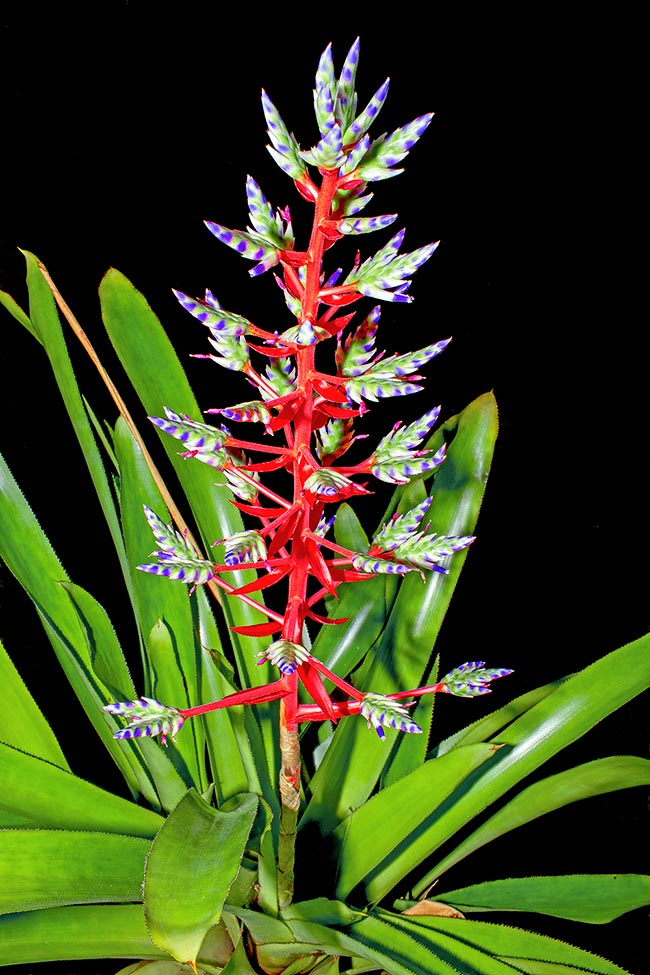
[{"x1": 107, "y1": 38, "x2": 511, "y2": 747}]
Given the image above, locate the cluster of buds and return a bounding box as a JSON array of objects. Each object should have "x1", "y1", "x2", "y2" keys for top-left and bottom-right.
[{"x1": 106, "y1": 39, "x2": 511, "y2": 745}]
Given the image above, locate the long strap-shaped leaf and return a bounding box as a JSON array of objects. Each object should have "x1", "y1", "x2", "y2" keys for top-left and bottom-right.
[
  {"x1": 0, "y1": 637, "x2": 68, "y2": 769},
  {"x1": 423, "y1": 754, "x2": 650, "y2": 881},
  {"x1": 365, "y1": 632, "x2": 650, "y2": 902},
  {"x1": 0, "y1": 829, "x2": 150, "y2": 914},
  {"x1": 98, "y1": 269, "x2": 279, "y2": 795},
  {"x1": 114, "y1": 415, "x2": 209, "y2": 792},
  {"x1": 0, "y1": 449, "x2": 187, "y2": 811},
  {"x1": 357, "y1": 909, "x2": 632, "y2": 975},
  {"x1": 0, "y1": 740, "x2": 163, "y2": 836},
  {"x1": 430, "y1": 874, "x2": 650, "y2": 923},
  {"x1": 0, "y1": 905, "x2": 169, "y2": 965},
  {"x1": 333, "y1": 743, "x2": 499, "y2": 900},
  {"x1": 4, "y1": 252, "x2": 139, "y2": 639}
]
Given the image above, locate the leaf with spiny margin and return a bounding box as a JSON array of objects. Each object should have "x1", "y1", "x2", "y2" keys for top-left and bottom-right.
[
  {"x1": 426, "y1": 755, "x2": 650, "y2": 883},
  {"x1": 59, "y1": 581, "x2": 136, "y2": 703},
  {"x1": 261, "y1": 89, "x2": 307, "y2": 180},
  {"x1": 99, "y1": 270, "x2": 278, "y2": 802},
  {"x1": 357, "y1": 910, "x2": 630, "y2": 975},
  {"x1": 144, "y1": 789, "x2": 258, "y2": 966},
  {"x1": 433, "y1": 874, "x2": 650, "y2": 924},
  {"x1": 0, "y1": 829, "x2": 150, "y2": 915},
  {"x1": 334, "y1": 744, "x2": 498, "y2": 900},
  {"x1": 0, "y1": 740, "x2": 163, "y2": 835},
  {"x1": 372, "y1": 633, "x2": 650, "y2": 905},
  {"x1": 0, "y1": 448, "x2": 165, "y2": 805},
  {"x1": 0, "y1": 904, "x2": 173, "y2": 965},
  {"x1": 0, "y1": 639, "x2": 68, "y2": 769}
]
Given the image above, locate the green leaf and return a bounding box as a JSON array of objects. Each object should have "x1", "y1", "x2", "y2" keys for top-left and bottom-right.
[
  {"x1": 59, "y1": 580, "x2": 136, "y2": 701},
  {"x1": 432, "y1": 680, "x2": 562, "y2": 757},
  {"x1": 144, "y1": 789, "x2": 258, "y2": 965},
  {"x1": 436, "y1": 874, "x2": 650, "y2": 923},
  {"x1": 428, "y1": 755, "x2": 650, "y2": 880},
  {"x1": 0, "y1": 904, "x2": 167, "y2": 964},
  {"x1": 334, "y1": 744, "x2": 499, "y2": 900},
  {"x1": 98, "y1": 270, "x2": 266, "y2": 682},
  {"x1": 17, "y1": 252, "x2": 136, "y2": 621},
  {"x1": 380, "y1": 655, "x2": 439, "y2": 788},
  {"x1": 406, "y1": 632, "x2": 650, "y2": 899},
  {"x1": 0, "y1": 286, "x2": 37, "y2": 337},
  {"x1": 0, "y1": 638, "x2": 68, "y2": 769},
  {"x1": 303, "y1": 393, "x2": 499, "y2": 834},
  {"x1": 376, "y1": 912, "x2": 633, "y2": 975},
  {"x1": 0, "y1": 740, "x2": 163, "y2": 836},
  {"x1": 0, "y1": 829, "x2": 149, "y2": 914},
  {"x1": 99, "y1": 269, "x2": 279, "y2": 795},
  {"x1": 114, "y1": 417, "x2": 209, "y2": 788},
  {"x1": 193, "y1": 585, "x2": 260, "y2": 806},
  {"x1": 349, "y1": 911, "x2": 521, "y2": 975},
  {"x1": 333, "y1": 501, "x2": 370, "y2": 554},
  {"x1": 0, "y1": 448, "x2": 157, "y2": 801}
]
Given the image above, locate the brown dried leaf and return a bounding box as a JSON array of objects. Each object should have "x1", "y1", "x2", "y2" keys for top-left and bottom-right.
[{"x1": 402, "y1": 899, "x2": 465, "y2": 919}]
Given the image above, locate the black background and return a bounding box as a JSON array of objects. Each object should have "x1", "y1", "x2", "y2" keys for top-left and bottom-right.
[{"x1": 0, "y1": 4, "x2": 647, "y2": 974}]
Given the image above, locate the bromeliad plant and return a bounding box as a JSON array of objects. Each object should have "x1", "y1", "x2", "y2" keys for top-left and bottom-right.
[{"x1": 0, "y1": 37, "x2": 648, "y2": 975}]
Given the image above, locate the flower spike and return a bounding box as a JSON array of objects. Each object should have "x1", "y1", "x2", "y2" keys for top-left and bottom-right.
[
  {"x1": 438, "y1": 661, "x2": 515, "y2": 697},
  {"x1": 104, "y1": 698, "x2": 185, "y2": 746},
  {"x1": 360, "y1": 694, "x2": 422, "y2": 740}
]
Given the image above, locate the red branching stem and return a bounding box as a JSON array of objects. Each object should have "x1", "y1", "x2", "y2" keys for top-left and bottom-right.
[
  {"x1": 223, "y1": 464, "x2": 292, "y2": 509},
  {"x1": 178, "y1": 677, "x2": 291, "y2": 717},
  {"x1": 275, "y1": 168, "x2": 342, "y2": 908},
  {"x1": 206, "y1": 573, "x2": 286, "y2": 624},
  {"x1": 306, "y1": 654, "x2": 365, "y2": 701}
]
